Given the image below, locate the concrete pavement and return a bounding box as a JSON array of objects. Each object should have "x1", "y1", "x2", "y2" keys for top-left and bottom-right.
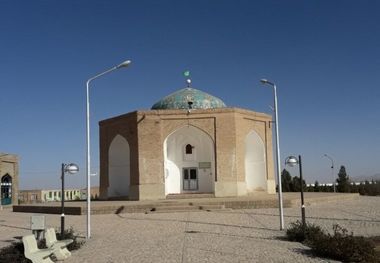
[{"x1": 1, "y1": 195, "x2": 379, "y2": 262}]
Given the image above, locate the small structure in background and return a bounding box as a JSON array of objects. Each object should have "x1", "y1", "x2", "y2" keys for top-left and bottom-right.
[
  {"x1": 18, "y1": 187, "x2": 100, "y2": 203},
  {"x1": 80, "y1": 186, "x2": 100, "y2": 200},
  {"x1": 19, "y1": 188, "x2": 83, "y2": 203},
  {"x1": 0, "y1": 153, "x2": 19, "y2": 207}
]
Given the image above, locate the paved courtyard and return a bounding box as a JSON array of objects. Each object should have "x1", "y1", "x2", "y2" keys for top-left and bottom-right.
[{"x1": 1, "y1": 196, "x2": 379, "y2": 262}]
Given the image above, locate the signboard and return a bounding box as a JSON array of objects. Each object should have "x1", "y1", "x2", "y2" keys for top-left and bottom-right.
[
  {"x1": 31, "y1": 215, "x2": 45, "y2": 230},
  {"x1": 199, "y1": 162, "x2": 211, "y2": 169}
]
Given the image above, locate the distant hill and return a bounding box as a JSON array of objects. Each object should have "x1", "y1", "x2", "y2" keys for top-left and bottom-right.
[{"x1": 351, "y1": 173, "x2": 380, "y2": 182}]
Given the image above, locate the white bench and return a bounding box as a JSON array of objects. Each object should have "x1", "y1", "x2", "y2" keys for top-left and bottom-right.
[
  {"x1": 45, "y1": 228, "x2": 73, "y2": 260},
  {"x1": 22, "y1": 235, "x2": 54, "y2": 263}
]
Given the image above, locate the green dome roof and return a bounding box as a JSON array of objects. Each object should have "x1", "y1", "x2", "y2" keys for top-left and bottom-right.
[{"x1": 151, "y1": 88, "x2": 226, "y2": 110}]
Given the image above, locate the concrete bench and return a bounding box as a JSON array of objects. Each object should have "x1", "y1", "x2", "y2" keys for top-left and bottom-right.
[
  {"x1": 45, "y1": 228, "x2": 73, "y2": 260},
  {"x1": 22, "y1": 235, "x2": 54, "y2": 263}
]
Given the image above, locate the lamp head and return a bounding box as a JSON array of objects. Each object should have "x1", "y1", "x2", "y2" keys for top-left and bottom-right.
[
  {"x1": 65, "y1": 163, "x2": 79, "y2": 174},
  {"x1": 260, "y1": 79, "x2": 275, "y2": 86},
  {"x1": 116, "y1": 60, "x2": 132, "y2": 69},
  {"x1": 285, "y1": 156, "x2": 299, "y2": 167}
]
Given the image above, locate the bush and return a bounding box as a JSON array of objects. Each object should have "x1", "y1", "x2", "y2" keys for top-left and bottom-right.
[
  {"x1": 0, "y1": 241, "x2": 30, "y2": 263},
  {"x1": 286, "y1": 222, "x2": 377, "y2": 262},
  {"x1": 308, "y1": 224, "x2": 376, "y2": 262},
  {"x1": 286, "y1": 220, "x2": 324, "y2": 242},
  {"x1": 56, "y1": 227, "x2": 85, "y2": 251}
]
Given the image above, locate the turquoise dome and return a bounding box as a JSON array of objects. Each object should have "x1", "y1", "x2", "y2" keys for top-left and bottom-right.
[{"x1": 151, "y1": 88, "x2": 226, "y2": 110}]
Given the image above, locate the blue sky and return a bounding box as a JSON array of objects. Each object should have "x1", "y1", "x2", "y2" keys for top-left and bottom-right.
[{"x1": 1, "y1": 0, "x2": 379, "y2": 189}]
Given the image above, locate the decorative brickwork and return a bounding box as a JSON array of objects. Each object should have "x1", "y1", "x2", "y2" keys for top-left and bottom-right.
[{"x1": 99, "y1": 107, "x2": 275, "y2": 200}]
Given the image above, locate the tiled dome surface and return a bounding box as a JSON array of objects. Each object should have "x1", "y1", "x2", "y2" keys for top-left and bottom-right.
[{"x1": 151, "y1": 88, "x2": 226, "y2": 110}]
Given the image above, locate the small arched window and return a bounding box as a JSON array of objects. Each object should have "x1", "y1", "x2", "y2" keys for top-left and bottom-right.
[
  {"x1": 1, "y1": 174, "x2": 11, "y2": 184},
  {"x1": 185, "y1": 144, "x2": 193, "y2": 154}
]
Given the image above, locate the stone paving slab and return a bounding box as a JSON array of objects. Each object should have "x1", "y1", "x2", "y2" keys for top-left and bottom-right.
[{"x1": 1, "y1": 195, "x2": 379, "y2": 262}]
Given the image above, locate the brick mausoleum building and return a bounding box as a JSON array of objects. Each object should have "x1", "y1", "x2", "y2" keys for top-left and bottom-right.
[
  {"x1": 99, "y1": 83, "x2": 276, "y2": 200},
  {"x1": 0, "y1": 153, "x2": 19, "y2": 206}
]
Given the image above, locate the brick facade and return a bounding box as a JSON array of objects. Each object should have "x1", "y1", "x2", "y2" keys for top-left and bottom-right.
[{"x1": 99, "y1": 107, "x2": 275, "y2": 200}]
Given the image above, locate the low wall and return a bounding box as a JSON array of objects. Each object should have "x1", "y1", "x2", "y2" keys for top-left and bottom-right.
[{"x1": 13, "y1": 205, "x2": 82, "y2": 215}]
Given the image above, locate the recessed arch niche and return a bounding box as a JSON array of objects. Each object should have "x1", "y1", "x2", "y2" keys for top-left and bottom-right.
[
  {"x1": 163, "y1": 125, "x2": 215, "y2": 195},
  {"x1": 245, "y1": 130, "x2": 267, "y2": 192},
  {"x1": 1, "y1": 174, "x2": 12, "y2": 205},
  {"x1": 108, "y1": 134, "x2": 130, "y2": 198}
]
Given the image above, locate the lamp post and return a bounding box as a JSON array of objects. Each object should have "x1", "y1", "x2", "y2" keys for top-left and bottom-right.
[
  {"x1": 323, "y1": 154, "x2": 335, "y2": 192},
  {"x1": 86, "y1": 59, "x2": 131, "y2": 239},
  {"x1": 61, "y1": 163, "x2": 79, "y2": 237},
  {"x1": 260, "y1": 79, "x2": 284, "y2": 230},
  {"x1": 285, "y1": 155, "x2": 306, "y2": 228}
]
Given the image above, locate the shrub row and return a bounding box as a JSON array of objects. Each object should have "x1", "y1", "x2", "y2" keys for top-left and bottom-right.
[{"x1": 286, "y1": 221, "x2": 377, "y2": 262}]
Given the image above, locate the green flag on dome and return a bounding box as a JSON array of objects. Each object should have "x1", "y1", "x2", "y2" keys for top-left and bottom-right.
[{"x1": 183, "y1": 70, "x2": 190, "y2": 77}]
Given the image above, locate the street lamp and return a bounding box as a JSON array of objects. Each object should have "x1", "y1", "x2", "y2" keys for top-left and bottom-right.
[
  {"x1": 61, "y1": 163, "x2": 79, "y2": 237},
  {"x1": 86, "y1": 59, "x2": 131, "y2": 239},
  {"x1": 323, "y1": 154, "x2": 336, "y2": 192},
  {"x1": 260, "y1": 79, "x2": 284, "y2": 230},
  {"x1": 285, "y1": 155, "x2": 306, "y2": 228}
]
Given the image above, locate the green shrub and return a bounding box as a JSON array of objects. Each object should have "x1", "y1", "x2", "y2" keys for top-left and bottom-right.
[
  {"x1": 286, "y1": 222, "x2": 377, "y2": 262},
  {"x1": 0, "y1": 241, "x2": 30, "y2": 263},
  {"x1": 308, "y1": 224, "x2": 376, "y2": 262},
  {"x1": 56, "y1": 227, "x2": 85, "y2": 251},
  {"x1": 286, "y1": 220, "x2": 324, "y2": 242}
]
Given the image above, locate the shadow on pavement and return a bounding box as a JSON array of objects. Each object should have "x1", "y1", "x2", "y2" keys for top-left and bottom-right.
[{"x1": 116, "y1": 213, "x2": 281, "y2": 233}]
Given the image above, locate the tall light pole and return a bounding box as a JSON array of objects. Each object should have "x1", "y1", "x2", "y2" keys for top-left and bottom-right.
[
  {"x1": 323, "y1": 154, "x2": 335, "y2": 192},
  {"x1": 86, "y1": 59, "x2": 131, "y2": 239},
  {"x1": 260, "y1": 79, "x2": 284, "y2": 230}
]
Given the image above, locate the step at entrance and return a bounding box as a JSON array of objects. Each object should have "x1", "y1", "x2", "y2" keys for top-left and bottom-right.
[
  {"x1": 166, "y1": 193, "x2": 215, "y2": 199},
  {"x1": 147, "y1": 204, "x2": 225, "y2": 213}
]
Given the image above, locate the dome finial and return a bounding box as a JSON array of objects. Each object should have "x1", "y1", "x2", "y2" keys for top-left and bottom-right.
[{"x1": 183, "y1": 70, "x2": 191, "y2": 88}]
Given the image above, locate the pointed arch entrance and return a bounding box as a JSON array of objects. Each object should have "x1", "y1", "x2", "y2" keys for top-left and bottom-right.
[
  {"x1": 1, "y1": 174, "x2": 12, "y2": 205},
  {"x1": 164, "y1": 126, "x2": 215, "y2": 195},
  {"x1": 245, "y1": 131, "x2": 267, "y2": 192},
  {"x1": 108, "y1": 134, "x2": 130, "y2": 198}
]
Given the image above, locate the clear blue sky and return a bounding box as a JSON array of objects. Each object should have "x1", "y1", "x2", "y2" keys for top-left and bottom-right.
[{"x1": 1, "y1": 0, "x2": 379, "y2": 189}]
